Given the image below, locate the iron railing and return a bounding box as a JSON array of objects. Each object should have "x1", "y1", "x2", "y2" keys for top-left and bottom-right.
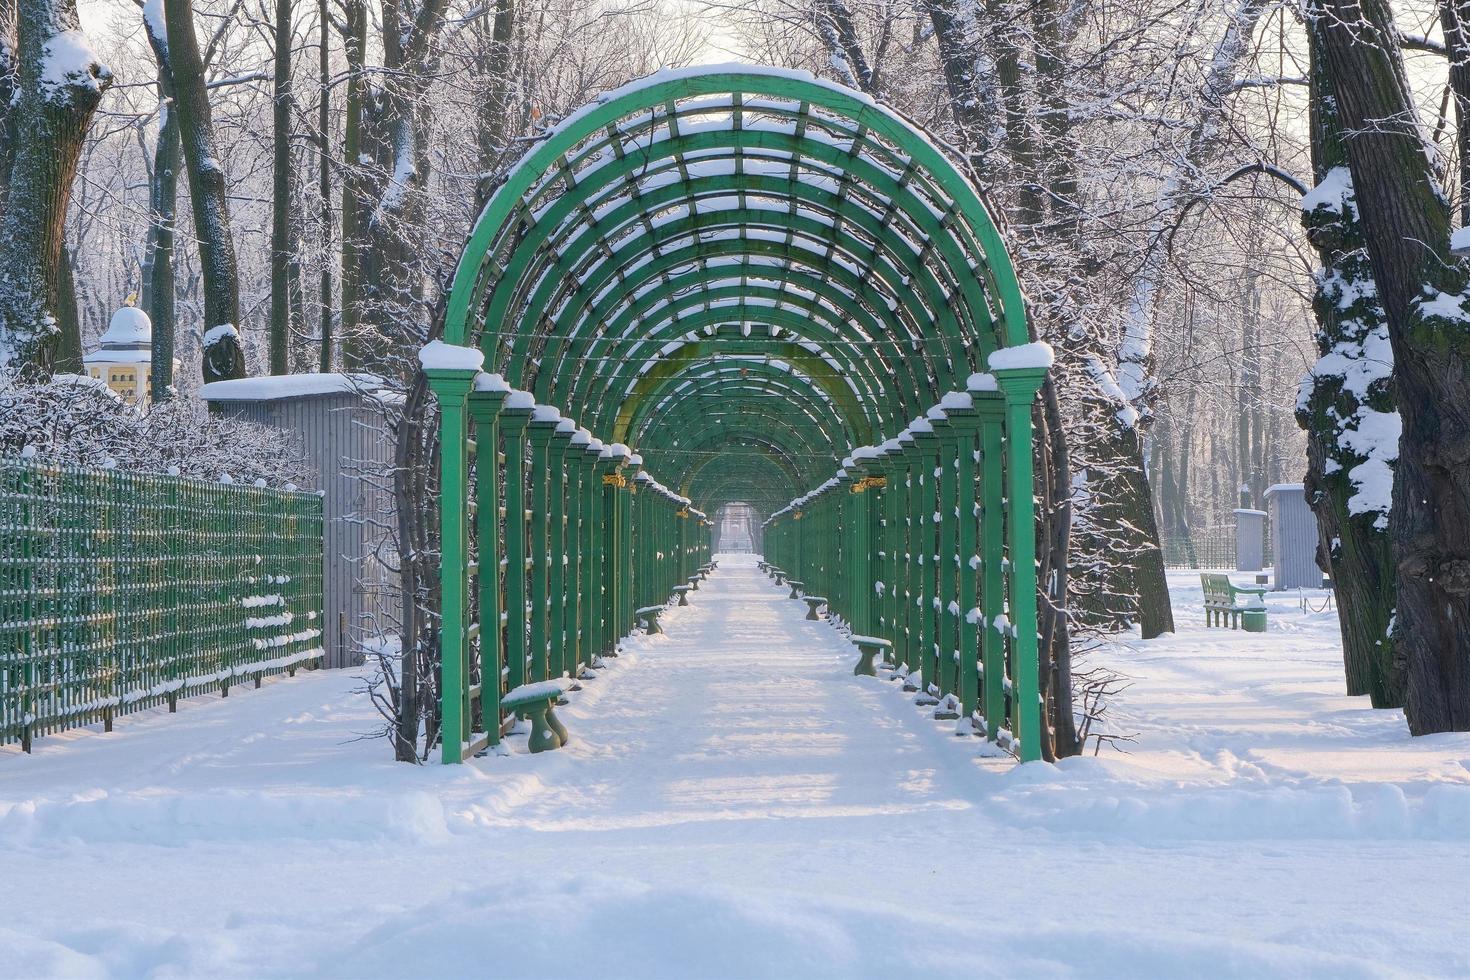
[{"x1": 0, "y1": 459, "x2": 324, "y2": 750}]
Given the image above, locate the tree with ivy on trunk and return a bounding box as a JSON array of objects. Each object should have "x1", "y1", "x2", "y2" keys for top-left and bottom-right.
[
  {"x1": 1307, "y1": 0, "x2": 1470, "y2": 734},
  {"x1": 0, "y1": 0, "x2": 111, "y2": 377}
]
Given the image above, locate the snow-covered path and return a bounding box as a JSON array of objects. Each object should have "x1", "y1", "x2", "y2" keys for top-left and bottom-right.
[{"x1": 2, "y1": 556, "x2": 1467, "y2": 978}]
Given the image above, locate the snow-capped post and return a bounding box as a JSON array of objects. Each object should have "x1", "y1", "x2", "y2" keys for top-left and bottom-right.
[
  {"x1": 419, "y1": 340, "x2": 483, "y2": 764},
  {"x1": 467, "y1": 372, "x2": 510, "y2": 747},
  {"x1": 941, "y1": 392, "x2": 980, "y2": 728},
  {"x1": 499, "y1": 392, "x2": 535, "y2": 691},
  {"x1": 990, "y1": 343, "x2": 1053, "y2": 763},
  {"x1": 844, "y1": 449, "x2": 876, "y2": 640},
  {"x1": 163, "y1": 0, "x2": 245, "y2": 383},
  {"x1": 548, "y1": 419, "x2": 575, "y2": 680},
  {"x1": 929, "y1": 404, "x2": 962, "y2": 709},
  {"x1": 0, "y1": 0, "x2": 112, "y2": 377},
  {"x1": 968, "y1": 374, "x2": 1008, "y2": 741},
  {"x1": 912, "y1": 414, "x2": 944, "y2": 697},
  {"x1": 594, "y1": 443, "x2": 625, "y2": 659},
  {"x1": 525, "y1": 406, "x2": 560, "y2": 685}
]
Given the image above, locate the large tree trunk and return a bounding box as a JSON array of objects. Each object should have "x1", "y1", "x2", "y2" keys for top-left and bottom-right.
[
  {"x1": 0, "y1": 0, "x2": 111, "y2": 377},
  {"x1": 269, "y1": 0, "x2": 292, "y2": 375},
  {"x1": 142, "y1": 3, "x2": 179, "y2": 402},
  {"x1": 1441, "y1": 0, "x2": 1470, "y2": 224},
  {"x1": 164, "y1": 0, "x2": 244, "y2": 383},
  {"x1": 55, "y1": 242, "x2": 82, "y2": 372},
  {"x1": 0, "y1": 0, "x2": 20, "y2": 211},
  {"x1": 1297, "y1": 34, "x2": 1402, "y2": 707},
  {"x1": 472, "y1": 0, "x2": 516, "y2": 210},
  {"x1": 317, "y1": 0, "x2": 332, "y2": 372},
  {"x1": 1310, "y1": 0, "x2": 1470, "y2": 734},
  {"x1": 338, "y1": 0, "x2": 367, "y2": 369},
  {"x1": 347, "y1": 0, "x2": 450, "y2": 375}
]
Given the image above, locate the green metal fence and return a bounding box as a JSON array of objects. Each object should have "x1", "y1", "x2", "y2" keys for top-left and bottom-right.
[
  {"x1": 0, "y1": 459, "x2": 325, "y2": 750},
  {"x1": 1161, "y1": 523, "x2": 1272, "y2": 570}
]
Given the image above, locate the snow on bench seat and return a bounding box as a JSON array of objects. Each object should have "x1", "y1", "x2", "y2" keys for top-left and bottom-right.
[{"x1": 502, "y1": 678, "x2": 572, "y2": 708}]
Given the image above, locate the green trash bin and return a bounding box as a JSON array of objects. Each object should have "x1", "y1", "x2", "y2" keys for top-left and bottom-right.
[{"x1": 1242, "y1": 608, "x2": 1268, "y2": 632}]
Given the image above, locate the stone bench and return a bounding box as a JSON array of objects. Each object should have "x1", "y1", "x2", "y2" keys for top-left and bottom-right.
[
  {"x1": 849, "y1": 635, "x2": 892, "y2": 676},
  {"x1": 802, "y1": 595, "x2": 827, "y2": 620},
  {"x1": 687, "y1": 574, "x2": 701, "y2": 591},
  {"x1": 786, "y1": 579, "x2": 805, "y2": 599},
  {"x1": 773, "y1": 569, "x2": 787, "y2": 586},
  {"x1": 502, "y1": 678, "x2": 573, "y2": 753},
  {"x1": 671, "y1": 584, "x2": 693, "y2": 606},
  {"x1": 636, "y1": 604, "x2": 666, "y2": 634}
]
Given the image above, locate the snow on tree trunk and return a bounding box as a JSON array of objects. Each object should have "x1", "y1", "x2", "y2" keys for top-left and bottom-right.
[
  {"x1": 1310, "y1": 0, "x2": 1470, "y2": 735},
  {"x1": 0, "y1": 0, "x2": 111, "y2": 377},
  {"x1": 0, "y1": 0, "x2": 19, "y2": 210},
  {"x1": 163, "y1": 0, "x2": 244, "y2": 384},
  {"x1": 1297, "y1": 42, "x2": 1402, "y2": 709},
  {"x1": 269, "y1": 0, "x2": 292, "y2": 376},
  {"x1": 142, "y1": 0, "x2": 179, "y2": 402}
]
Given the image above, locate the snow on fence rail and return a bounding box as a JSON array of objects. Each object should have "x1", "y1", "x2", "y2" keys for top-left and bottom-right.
[{"x1": 0, "y1": 458, "x2": 324, "y2": 751}]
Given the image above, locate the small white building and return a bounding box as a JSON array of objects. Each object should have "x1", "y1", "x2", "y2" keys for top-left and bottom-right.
[{"x1": 84, "y1": 304, "x2": 156, "y2": 406}]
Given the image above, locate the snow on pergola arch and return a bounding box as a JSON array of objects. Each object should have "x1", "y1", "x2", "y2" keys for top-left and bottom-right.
[{"x1": 443, "y1": 64, "x2": 1030, "y2": 508}]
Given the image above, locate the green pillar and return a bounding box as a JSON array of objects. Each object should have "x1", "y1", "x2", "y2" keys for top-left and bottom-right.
[
  {"x1": 932, "y1": 412, "x2": 960, "y2": 702},
  {"x1": 972, "y1": 385, "x2": 1006, "y2": 742},
  {"x1": 468, "y1": 381, "x2": 509, "y2": 746},
  {"x1": 992, "y1": 364, "x2": 1046, "y2": 763},
  {"x1": 500, "y1": 404, "x2": 532, "y2": 693},
  {"x1": 911, "y1": 422, "x2": 940, "y2": 693},
  {"x1": 423, "y1": 353, "x2": 480, "y2": 766},
  {"x1": 526, "y1": 415, "x2": 557, "y2": 683},
  {"x1": 547, "y1": 424, "x2": 571, "y2": 679},
  {"x1": 946, "y1": 396, "x2": 981, "y2": 728}
]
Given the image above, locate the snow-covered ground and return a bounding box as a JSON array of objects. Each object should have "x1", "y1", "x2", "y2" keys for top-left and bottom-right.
[{"x1": 2, "y1": 557, "x2": 1466, "y2": 978}]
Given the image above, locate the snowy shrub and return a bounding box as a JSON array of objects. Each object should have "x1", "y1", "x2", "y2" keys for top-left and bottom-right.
[{"x1": 0, "y1": 370, "x2": 310, "y2": 487}]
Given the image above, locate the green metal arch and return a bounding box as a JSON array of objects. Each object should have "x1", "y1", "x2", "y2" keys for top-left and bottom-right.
[{"x1": 447, "y1": 69, "x2": 1026, "y2": 352}]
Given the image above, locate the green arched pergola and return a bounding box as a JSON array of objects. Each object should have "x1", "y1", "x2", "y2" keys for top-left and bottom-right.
[{"x1": 420, "y1": 66, "x2": 1052, "y2": 764}]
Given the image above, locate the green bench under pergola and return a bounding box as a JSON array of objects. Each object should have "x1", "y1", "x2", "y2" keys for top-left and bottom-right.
[
  {"x1": 850, "y1": 635, "x2": 892, "y2": 676},
  {"x1": 502, "y1": 679, "x2": 573, "y2": 753}
]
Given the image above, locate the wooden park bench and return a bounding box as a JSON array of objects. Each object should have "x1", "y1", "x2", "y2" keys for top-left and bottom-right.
[
  {"x1": 786, "y1": 579, "x2": 805, "y2": 599},
  {"x1": 636, "y1": 604, "x2": 666, "y2": 634},
  {"x1": 849, "y1": 635, "x2": 892, "y2": 676},
  {"x1": 502, "y1": 678, "x2": 573, "y2": 753},
  {"x1": 671, "y1": 584, "x2": 693, "y2": 606},
  {"x1": 1201, "y1": 572, "x2": 1268, "y2": 631},
  {"x1": 802, "y1": 595, "x2": 827, "y2": 620}
]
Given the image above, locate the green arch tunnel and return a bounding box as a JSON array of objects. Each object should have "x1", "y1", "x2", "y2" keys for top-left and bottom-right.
[{"x1": 421, "y1": 66, "x2": 1053, "y2": 764}]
